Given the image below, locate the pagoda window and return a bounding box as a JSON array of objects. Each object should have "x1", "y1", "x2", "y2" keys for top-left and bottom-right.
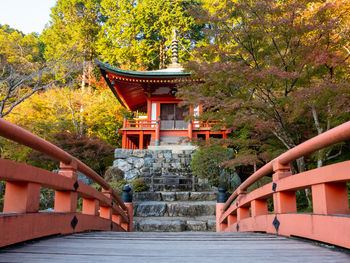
[
  {"x1": 151, "y1": 103, "x2": 157, "y2": 120},
  {"x1": 160, "y1": 103, "x2": 188, "y2": 130}
]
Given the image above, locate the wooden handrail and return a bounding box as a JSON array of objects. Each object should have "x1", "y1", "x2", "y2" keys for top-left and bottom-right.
[
  {"x1": 217, "y1": 121, "x2": 350, "y2": 249},
  {"x1": 0, "y1": 119, "x2": 133, "y2": 246},
  {"x1": 223, "y1": 121, "x2": 350, "y2": 211},
  {"x1": 0, "y1": 119, "x2": 127, "y2": 211}
]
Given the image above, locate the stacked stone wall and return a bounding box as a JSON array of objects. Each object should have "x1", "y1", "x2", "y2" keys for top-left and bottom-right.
[{"x1": 113, "y1": 149, "x2": 196, "y2": 183}]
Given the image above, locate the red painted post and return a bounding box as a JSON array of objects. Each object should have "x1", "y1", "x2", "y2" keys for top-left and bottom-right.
[
  {"x1": 236, "y1": 189, "x2": 249, "y2": 221},
  {"x1": 312, "y1": 182, "x2": 349, "y2": 215},
  {"x1": 112, "y1": 214, "x2": 122, "y2": 226},
  {"x1": 272, "y1": 162, "x2": 296, "y2": 214},
  {"x1": 147, "y1": 97, "x2": 152, "y2": 121},
  {"x1": 100, "y1": 188, "x2": 112, "y2": 220},
  {"x1": 139, "y1": 131, "x2": 144, "y2": 150},
  {"x1": 251, "y1": 199, "x2": 268, "y2": 217},
  {"x1": 155, "y1": 117, "x2": 160, "y2": 146},
  {"x1": 54, "y1": 161, "x2": 78, "y2": 212},
  {"x1": 228, "y1": 214, "x2": 237, "y2": 227},
  {"x1": 188, "y1": 120, "x2": 193, "y2": 143},
  {"x1": 82, "y1": 199, "x2": 99, "y2": 216},
  {"x1": 122, "y1": 134, "x2": 127, "y2": 149},
  {"x1": 125, "y1": 203, "x2": 133, "y2": 232},
  {"x1": 121, "y1": 185, "x2": 133, "y2": 232},
  {"x1": 123, "y1": 116, "x2": 127, "y2": 129},
  {"x1": 216, "y1": 203, "x2": 225, "y2": 232},
  {"x1": 205, "y1": 130, "x2": 210, "y2": 142},
  {"x1": 3, "y1": 182, "x2": 41, "y2": 213},
  {"x1": 237, "y1": 207, "x2": 250, "y2": 220},
  {"x1": 216, "y1": 187, "x2": 228, "y2": 232}
]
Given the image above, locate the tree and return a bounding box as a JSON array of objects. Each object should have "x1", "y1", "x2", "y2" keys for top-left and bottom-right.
[
  {"x1": 41, "y1": 0, "x2": 103, "y2": 136},
  {"x1": 180, "y1": 0, "x2": 350, "y2": 173},
  {"x1": 97, "y1": 0, "x2": 204, "y2": 70},
  {"x1": 0, "y1": 24, "x2": 76, "y2": 118}
]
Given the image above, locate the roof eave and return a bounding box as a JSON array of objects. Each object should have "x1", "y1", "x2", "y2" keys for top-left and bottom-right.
[{"x1": 95, "y1": 59, "x2": 190, "y2": 79}]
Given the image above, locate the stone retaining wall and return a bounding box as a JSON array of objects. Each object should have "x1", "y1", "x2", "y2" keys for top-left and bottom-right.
[{"x1": 113, "y1": 149, "x2": 196, "y2": 181}]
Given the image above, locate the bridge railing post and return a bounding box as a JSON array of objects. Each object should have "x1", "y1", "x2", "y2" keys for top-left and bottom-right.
[
  {"x1": 272, "y1": 162, "x2": 296, "y2": 214},
  {"x1": 82, "y1": 198, "x2": 99, "y2": 216},
  {"x1": 100, "y1": 188, "x2": 113, "y2": 220},
  {"x1": 236, "y1": 189, "x2": 249, "y2": 223},
  {"x1": 251, "y1": 199, "x2": 268, "y2": 217},
  {"x1": 122, "y1": 185, "x2": 133, "y2": 232},
  {"x1": 3, "y1": 181, "x2": 41, "y2": 213},
  {"x1": 312, "y1": 182, "x2": 349, "y2": 215},
  {"x1": 216, "y1": 187, "x2": 228, "y2": 232},
  {"x1": 54, "y1": 161, "x2": 78, "y2": 213}
]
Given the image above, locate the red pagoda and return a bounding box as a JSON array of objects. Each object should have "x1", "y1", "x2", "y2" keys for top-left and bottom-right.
[{"x1": 97, "y1": 31, "x2": 229, "y2": 150}]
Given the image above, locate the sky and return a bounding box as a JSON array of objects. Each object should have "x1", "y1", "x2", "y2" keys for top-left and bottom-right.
[{"x1": 0, "y1": 0, "x2": 57, "y2": 34}]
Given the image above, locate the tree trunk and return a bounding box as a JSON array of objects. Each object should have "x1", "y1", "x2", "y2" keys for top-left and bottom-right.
[
  {"x1": 159, "y1": 39, "x2": 166, "y2": 69},
  {"x1": 79, "y1": 59, "x2": 86, "y2": 137}
]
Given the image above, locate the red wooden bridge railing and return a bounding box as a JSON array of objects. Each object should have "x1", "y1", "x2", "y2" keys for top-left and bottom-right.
[
  {"x1": 216, "y1": 121, "x2": 350, "y2": 249},
  {"x1": 0, "y1": 119, "x2": 133, "y2": 247}
]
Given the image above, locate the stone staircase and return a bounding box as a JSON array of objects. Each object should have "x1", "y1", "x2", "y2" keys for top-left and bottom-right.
[{"x1": 133, "y1": 191, "x2": 217, "y2": 232}]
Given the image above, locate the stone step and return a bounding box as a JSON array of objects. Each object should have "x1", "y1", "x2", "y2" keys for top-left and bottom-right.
[
  {"x1": 142, "y1": 177, "x2": 193, "y2": 185},
  {"x1": 133, "y1": 201, "x2": 216, "y2": 217},
  {"x1": 133, "y1": 216, "x2": 216, "y2": 232},
  {"x1": 134, "y1": 191, "x2": 217, "y2": 202},
  {"x1": 151, "y1": 183, "x2": 213, "y2": 192}
]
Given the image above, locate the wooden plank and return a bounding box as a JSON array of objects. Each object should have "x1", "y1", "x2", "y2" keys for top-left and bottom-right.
[{"x1": 0, "y1": 232, "x2": 349, "y2": 263}]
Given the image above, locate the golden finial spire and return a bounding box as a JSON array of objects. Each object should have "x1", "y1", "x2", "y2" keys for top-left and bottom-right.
[{"x1": 168, "y1": 28, "x2": 181, "y2": 69}]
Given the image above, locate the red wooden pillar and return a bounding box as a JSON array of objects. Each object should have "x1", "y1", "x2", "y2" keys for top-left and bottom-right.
[
  {"x1": 147, "y1": 97, "x2": 151, "y2": 121},
  {"x1": 123, "y1": 116, "x2": 127, "y2": 128},
  {"x1": 188, "y1": 120, "x2": 193, "y2": 143},
  {"x1": 155, "y1": 117, "x2": 160, "y2": 146},
  {"x1": 122, "y1": 134, "x2": 127, "y2": 149},
  {"x1": 156, "y1": 102, "x2": 161, "y2": 119},
  {"x1": 205, "y1": 130, "x2": 210, "y2": 142},
  {"x1": 139, "y1": 131, "x2": 144, "y2": 150}
]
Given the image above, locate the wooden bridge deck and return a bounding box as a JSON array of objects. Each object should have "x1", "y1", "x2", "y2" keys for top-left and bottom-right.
[{"x1": 0, "y1": 232, "x2": 349, "y2": 262}]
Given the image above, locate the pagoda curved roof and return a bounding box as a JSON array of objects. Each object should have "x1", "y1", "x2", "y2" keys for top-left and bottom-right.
[
  {"x1": 95, "y1": 60, "x2": 190, "y2": 79},
  {"x1": 96, "y1": 59, "x2": 192, "y2": 111}
]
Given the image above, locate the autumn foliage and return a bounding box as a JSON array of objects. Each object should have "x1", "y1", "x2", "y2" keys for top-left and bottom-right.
[{"x1": 181, "y1": 0, "x2": 350, "y2": 173}]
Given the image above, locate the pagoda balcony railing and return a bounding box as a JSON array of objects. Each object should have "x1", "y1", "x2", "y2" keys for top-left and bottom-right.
[
  {"x1": 192, "y1": 120, "x2": 226, "y2": 130},
  {"x1": 122, "y1": 119, "x2": 226, "y2": 131},
  {"x1": 123, "y1": 119, "x2": 157, "y2": 130}
]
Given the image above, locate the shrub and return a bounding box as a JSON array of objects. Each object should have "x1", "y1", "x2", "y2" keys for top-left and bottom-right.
[
  {"x1": 132, "y1": 178, "x2": 148, "y2": 192},
  {"x1": 104, "y1": 167, "x2": 125, "y2": 182},
  {"x1": 191, "y1": 145, "x2": 234, "y2": 187},
  {"x1": 109, "y1": 180, "x2": 129, "y2": 196}
]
